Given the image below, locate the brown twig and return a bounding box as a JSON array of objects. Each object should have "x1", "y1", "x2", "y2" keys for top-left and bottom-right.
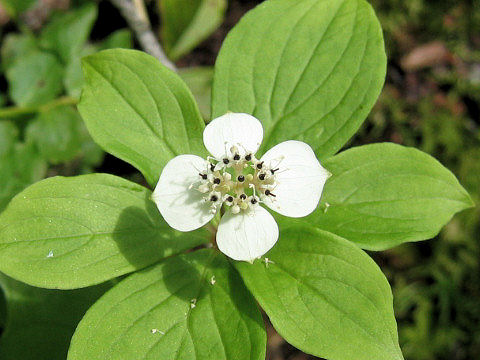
[{"x1": 109, "y1": 0, "x2": 176, "y2": 71}]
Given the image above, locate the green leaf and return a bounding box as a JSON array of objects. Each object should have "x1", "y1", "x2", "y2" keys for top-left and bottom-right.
[
  {"x1": 40, "y1": 3, "x2": 98, "y2": 63},
  {"x1": 0, "y1": 140, "x2": 47, "y2": 212},
  {"x1": 1, "y1": 33, "x2": 38, "y2": 70},
  {"x1": 0, "y1": 120, "x2": 18, "y2": 156},
  {"x1": 77, "y1": 119, "x2": 105, "y2": 168},
  {"x1": 11, "y1": 142, "x2": 48, "y2": 185},
  {"x1": 235, "y1": 225, "x2": 403, "y2": 360},
  {"x1": 212, "y1": 0, "x2": 386, "y2": 159},
  {"x1": 64, "y1": 57, "x2": 85, "y2": 99},
  {"x1": 6, "y1": 50, "x2": 64, "y2": 106},
  {"x1": 68, "y1": 249, "x2": 266, "y2": 360},
  {"x1": 160, "y1": 0, "x2": 227, "y2": 60},
  {"x1": 179, "y1": 66, "x2": 213, "y2": 119},
  {"x1": 302, "y1": 143, "x2": 474, "y2": 250},
  {"x1": 79, "y1": 49, "x2": 206, "y2": 186},
  {"x1": 99, "y1": 29, "x2": 133, "y2": 50},
  {"x1": 65, "y1": 29, "x2": 133, "y2": 99},
  {"x1": 25, "y1": 106, "x2": 83, "y2": 164},
  {"x1": 0, "y1": 0, "x2": 35, "y2": 16},
  {"x1": 0, "y1": 174, "x2": 207, "y2": 289},
  {"x1": 0, "y1": 272, "x2": 110, "y2": 360},
  {"x1": 64, "y1": 45, "x2": 98, "y2": 99}
]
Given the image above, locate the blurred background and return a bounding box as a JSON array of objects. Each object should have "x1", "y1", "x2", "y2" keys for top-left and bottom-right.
[{"x1": 0, "y1": 0, "x2": 479, "y2": 359}]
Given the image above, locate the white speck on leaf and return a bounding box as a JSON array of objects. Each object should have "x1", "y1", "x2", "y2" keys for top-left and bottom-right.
[
  {"x1": 263, "y1": 258, "x2": 275, "y2": 267},
  {"x1": 324, "y1": 202, "x2": 330, "y2": 213},
  {"x1": 47, "y1": 251, "x2": 54, "y2": 258},
  {"x1": 190, "y1": 298, "x2": 197, "y2": 309},
  {"x1": 151, "y1": 329, "x2": 164, "y2": 335},
  {"x1": 210, "y1": 276, "x2": 216, "y2": 285}
]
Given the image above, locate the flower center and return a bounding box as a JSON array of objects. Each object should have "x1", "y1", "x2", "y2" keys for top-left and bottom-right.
[{"x1": 191, "y1": 145, "x2": 282, "y2": 215}]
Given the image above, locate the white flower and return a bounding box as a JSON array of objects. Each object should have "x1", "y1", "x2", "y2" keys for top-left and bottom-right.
[{"x1": 152, "y1": 113, "x2": 331, "y2": 261}]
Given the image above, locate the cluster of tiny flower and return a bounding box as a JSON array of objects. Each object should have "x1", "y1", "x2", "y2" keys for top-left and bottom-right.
[
  {"x1": 153, "y1": 112, "x2": 330, "y2": 261},
  {"x1": 190, "y1": 145, "x2": 284, "y2": 215}
]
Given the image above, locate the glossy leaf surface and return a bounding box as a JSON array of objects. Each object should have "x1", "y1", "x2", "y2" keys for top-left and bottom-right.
[
  {"x1": 0, "y1": 174, "x2": 206, "y2": 288},
  {"x1": 79, "y1": 49, "x2": 206, "y2": 185},
  {"x1": 68, "y1": 249, "x2": 266, "y2": 360},
  {"x1": 236, "y1": 225, "x2": 403, "y2": 360},
  {"x1": 212, "y1": 0, "x2": 386, "y2": 159},
  {"x1": 304, "y1": 143, "x2": 474, "y2": 250}
]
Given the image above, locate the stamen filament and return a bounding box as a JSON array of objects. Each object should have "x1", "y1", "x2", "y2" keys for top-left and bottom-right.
[{"x1": 189, "y1": 147, "x2": 281, "y2": 215}]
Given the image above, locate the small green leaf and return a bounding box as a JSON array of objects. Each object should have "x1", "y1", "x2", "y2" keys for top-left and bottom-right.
[
  {"x1": 77, "y1": 119, "x2": 104, "y2": 167},
  {"x1": 1, "y1": 33, "x2": 38, "y2": 70},
  {"x1": 303, "y1": 143, "x2": 474, "y2": 250},
  {"x1": 25, "y1": 106, "x2": 83, "y2": 164},
  {"x1": 0, "y1": 120, "x2": 18, "y2": 155},
  {"x1": 99, "y1": 29, "x2": 133, "y2": 50},
  {"x1": 0, "y1": 272, "x2": 110, "y2": 360},
  {"x1": 179, "y1": 66, "x2": 213, "y2": 119},
  {"x1": 68, "y1": 249, "x2": 266, "y2": 360},
  {"x1": 0, "y1": 140, "x2": 47, "y2": 212},
  {"x1": 235, "y1": 225, "x2": 403, "y2": 360},
  {"x1": 79, "y1": 49, "x2": 206, "y2": 186},
  {"x1": 40, "y1": 3, "x2": 98, "y2": 63},
  {"x1": 64, "y1": 45, "x2": 98, "y2": 99},
  {"x1": 0, "y1": 0, "x2": 35, "y2": 16},
  {"x1": 11, "y1": 142, "x2": 47, "y2": 185},
  {"x1": 0, "y1": 174, "x2": 207, "y2": 289},
  {"x1": 6, "y1": 51, "x2": 64, "y2": 106},
  {"x1": 160, "y1": 0, "x2": 227, "y2": 60},
  {"x1": 65, "y1": 30, "x2": 133, "y2": 99},
  {"x1": 212, "y1": 0, "x2": 386, "y2": 159}
]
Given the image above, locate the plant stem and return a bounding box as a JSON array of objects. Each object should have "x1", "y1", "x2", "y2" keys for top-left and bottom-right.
[
  {"x1": 109, "y1": 0, "x2": 176, "y2": 71},
  {"x1": 0, "y1": 96, "x2": 78, "y2": 119},
  {"x1": 206, "y1": 223, "x2": 218, "y2": 248},
  {"x1": 206, "y1": 223, "x2": 217, "y2": 235}
]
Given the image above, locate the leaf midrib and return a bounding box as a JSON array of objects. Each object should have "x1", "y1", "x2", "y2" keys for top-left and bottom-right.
[{"x1": 269, "y1": 260, "x2": 400, "y2": 359}]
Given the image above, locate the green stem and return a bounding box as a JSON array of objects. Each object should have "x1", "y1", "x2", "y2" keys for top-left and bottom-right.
[{"x1": 0, "y1": 96, "x2": 78, "y2": 119}]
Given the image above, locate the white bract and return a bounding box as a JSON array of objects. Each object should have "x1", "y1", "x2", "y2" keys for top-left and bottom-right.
[{"x1": 153, "y1": 113, "x2": 330, "y2": 261}]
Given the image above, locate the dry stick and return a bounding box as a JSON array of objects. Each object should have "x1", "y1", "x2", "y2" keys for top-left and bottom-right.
[
  {"x1": 132, "y1": 0, "x2": 149, "y2": 23},
  {"x1": 109, "y1": 0, "x2": 177, "y2": 71}
]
